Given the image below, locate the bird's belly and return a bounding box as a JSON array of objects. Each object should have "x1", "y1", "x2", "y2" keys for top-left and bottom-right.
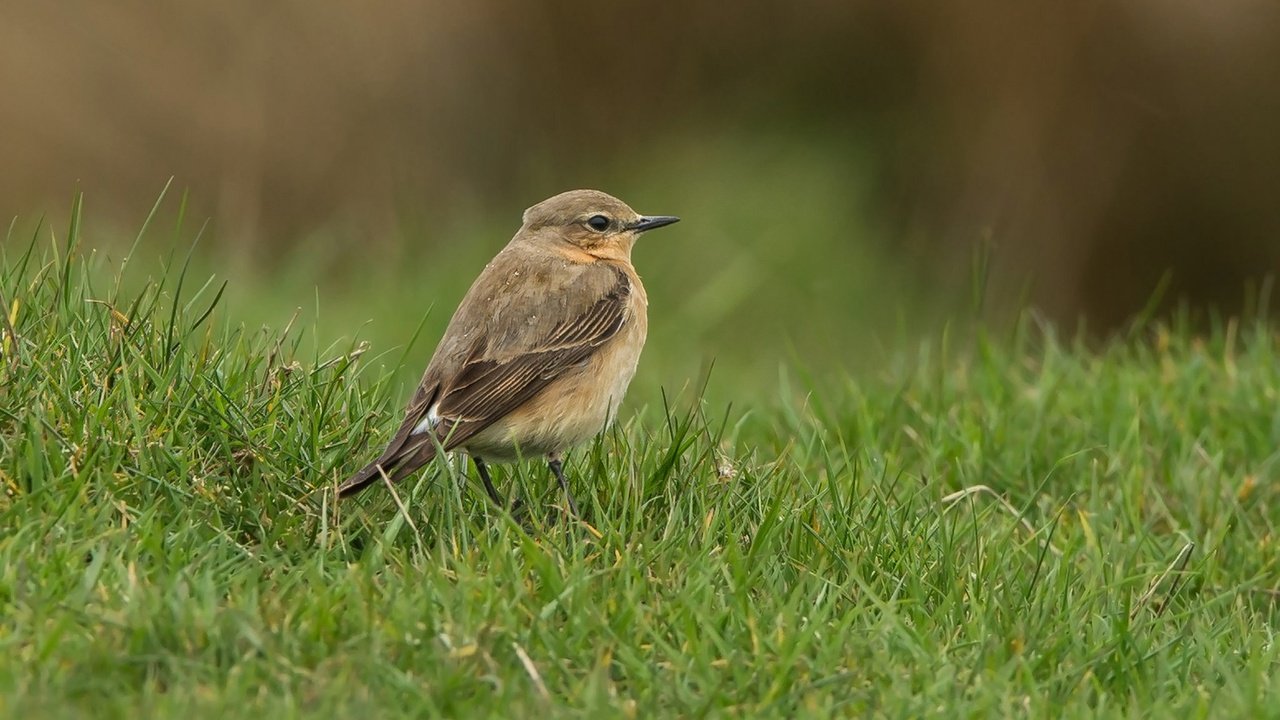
[{"x1": 461, "y1": 323, "x2": 645, "y2": 462}]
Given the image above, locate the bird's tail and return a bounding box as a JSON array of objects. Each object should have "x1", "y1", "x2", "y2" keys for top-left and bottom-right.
[{"x1": 337, "y1": 440, "x2": 437, "y2": 498}]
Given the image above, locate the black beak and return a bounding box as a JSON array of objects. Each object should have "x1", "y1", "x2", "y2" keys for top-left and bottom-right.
[{"x1": 629, "y1": 215, "x2": 681, "y2": 233}]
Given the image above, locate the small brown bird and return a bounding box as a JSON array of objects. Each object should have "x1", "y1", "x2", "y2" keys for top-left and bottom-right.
[{"x1": 338, "y1": 189, "x2": 679, "y2": 514}]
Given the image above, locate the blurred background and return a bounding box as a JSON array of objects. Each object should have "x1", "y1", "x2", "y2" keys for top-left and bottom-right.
[{"x1": 3, "y1": 1, "x2": 1279, "y2": 399}]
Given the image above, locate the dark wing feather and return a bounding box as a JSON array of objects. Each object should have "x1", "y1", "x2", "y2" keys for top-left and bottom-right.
[
  {"x1": 338, "y1": 267, "x2": 630, "y2": 497},
  {"x1": 431, "y1": 270, "x2": 631, "y2": 447}
]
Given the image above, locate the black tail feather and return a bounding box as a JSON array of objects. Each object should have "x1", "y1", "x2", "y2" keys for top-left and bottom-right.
[
  {"x1": 336, "y1": 460, "x2": 390, "y2": 498},
  {"x1": 337, "y1": 441, "x2": 437, "y2": 498}
]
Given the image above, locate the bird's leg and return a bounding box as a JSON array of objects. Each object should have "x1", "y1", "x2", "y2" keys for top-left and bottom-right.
[
  {"x1": 474, "y1": 456, "x2": 524, "y2": 515},
  {"x1": 473, "y1": 457, "x2": 504, "y2": 506},
  {"x1": 546, "y1": 453, "x2": 581, "y2": 517}
]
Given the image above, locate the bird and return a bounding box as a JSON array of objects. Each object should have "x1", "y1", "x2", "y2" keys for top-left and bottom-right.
[{"x1": 337, "y1": 189, "x2": 679, "y2": 515}]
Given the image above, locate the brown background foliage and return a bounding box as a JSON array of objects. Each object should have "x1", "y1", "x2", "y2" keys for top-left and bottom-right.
[{"x1": 4, "y1": 1, "x2": 1278, "y2": 328}]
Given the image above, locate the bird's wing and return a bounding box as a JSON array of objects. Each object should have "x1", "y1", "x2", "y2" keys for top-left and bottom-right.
[{"x1": 427, "y1": 265, "x2": 632, "y2": 448}]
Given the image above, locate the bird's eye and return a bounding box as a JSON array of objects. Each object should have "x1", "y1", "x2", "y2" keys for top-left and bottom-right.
[{"x1": 586, "y1": 215, "x2": 610, "y2": 232}]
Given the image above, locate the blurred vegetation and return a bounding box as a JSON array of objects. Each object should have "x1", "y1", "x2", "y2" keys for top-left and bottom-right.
[{"x1": 3, "y1": 0, "x2": 1279, "y2": 346}]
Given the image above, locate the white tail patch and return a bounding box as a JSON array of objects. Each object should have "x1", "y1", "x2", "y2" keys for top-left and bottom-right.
[{"x1": 412, "y1": 403, "x2": 440, "y2": 435}]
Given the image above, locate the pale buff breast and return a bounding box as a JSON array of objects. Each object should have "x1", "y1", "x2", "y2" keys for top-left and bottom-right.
[{"x1": 460, "y1": 272, "x2": 648, "y2": 462}]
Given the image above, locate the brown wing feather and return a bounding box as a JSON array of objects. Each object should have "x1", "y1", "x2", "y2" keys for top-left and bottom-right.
[
  {"x1": 338, "y1": 267, "x2": 630, "y2": 497},
  {"x1": 431, "y1": 271, "x2": 631, "y2": 447}
]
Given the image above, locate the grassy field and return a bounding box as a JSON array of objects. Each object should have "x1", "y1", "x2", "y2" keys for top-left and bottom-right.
[{"x1": 1, "y1": 204, "x2": 1278, "y2": 718}]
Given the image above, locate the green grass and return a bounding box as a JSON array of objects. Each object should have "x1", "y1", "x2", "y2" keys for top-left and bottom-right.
[{"x1": 1, "y1": 206, "x2": 1278, "y2": 718}]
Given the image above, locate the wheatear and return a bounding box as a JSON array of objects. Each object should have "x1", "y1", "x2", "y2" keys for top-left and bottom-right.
[{"x1": 338, "y1": 189, "x2": 678, "y2": 515}]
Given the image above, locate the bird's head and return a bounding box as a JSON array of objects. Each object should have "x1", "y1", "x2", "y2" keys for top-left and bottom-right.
[{"x1": 519, "y1": 189, "x2": 679, "y2": 261}]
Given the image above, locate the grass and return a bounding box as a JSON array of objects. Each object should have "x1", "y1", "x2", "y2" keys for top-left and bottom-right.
[{"x1": 1, "y1": 203, "x2": 1278, "y2": 718}]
